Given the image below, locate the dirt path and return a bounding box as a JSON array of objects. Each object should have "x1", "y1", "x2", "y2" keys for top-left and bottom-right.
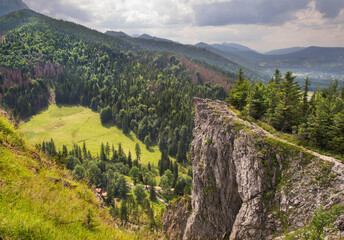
[{"x1": 249, "y1": 122, "x2": 344, "y2": 176}]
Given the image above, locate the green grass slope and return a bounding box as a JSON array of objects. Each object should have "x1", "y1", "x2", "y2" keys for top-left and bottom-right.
[
  {"x1": 0, "y1": 113, "x2": 158, "y2": 239},
  {"x1": 20, "y1": 104, "x2": 162, "y2": 167}
]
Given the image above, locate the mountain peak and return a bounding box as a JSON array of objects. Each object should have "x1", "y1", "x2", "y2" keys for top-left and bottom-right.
[
  {"x1": 0, "y1": 0, "x2": 28, "y2": 17},
  {"x1": 138, "y1": 33, "x2": 174, "y2": 43},
  {"x1": 105, "y1": 30, "x2": 130, "y2": 38},
  {"x1": 211, "y1": 42, "x2": 254, "y2": 53}
]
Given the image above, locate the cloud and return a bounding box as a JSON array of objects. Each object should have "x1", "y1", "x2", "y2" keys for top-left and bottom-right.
[
  {"x1": 22, "y1": 0, "x2": 344, "y2": 52},
  {"x1": 96, "y1": 0, "x2": 193, "y2": 29},
  {"x1": 24, "y1": 0, "x2": 92, "y2": 22},
  {"x1": 316, "y1": 0, "x2": 344, "y2": 18},
  {"x1": 193, "y1": 0, "x2": 344, "y2": 26}
]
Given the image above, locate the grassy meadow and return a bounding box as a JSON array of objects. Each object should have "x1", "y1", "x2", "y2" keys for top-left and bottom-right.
[{"x1": 20, "y1": 104, "x2": 162, "y2": 167}]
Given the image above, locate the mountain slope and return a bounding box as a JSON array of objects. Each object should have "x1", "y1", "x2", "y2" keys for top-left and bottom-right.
[
  {"x1": 195, "y1": 42, "x2": 267, "y2": 79},
  {"x1": 105, "y1": 30, "x2": 130, "y2": 38},
  {"x1": 0, "y1": 0, "x2": 28, "y2": 17},
  {"x1": 265, "y1": 47, "x2": 306, "y2": 55},
  {"x1": 211, "y1": 43, "x2": 254, "y2": 53},
  {"x1": 105, "y1": 32, "x2": 263, "y2": 80},
  {"x1": 0, "y1": 9, "x2": 132, "y2": 50},
  {"x1": 0, "y1": 112, "x2": 150, "y2": 239},
  {"x1": 138, "y1": 33, "x2": 174, "y2": 43}
]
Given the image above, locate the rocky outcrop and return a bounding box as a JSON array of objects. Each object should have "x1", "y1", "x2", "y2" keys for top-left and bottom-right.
[
  {"x1": 162, "y1": 196, "x2": 192, "y2": 240},
  {"x1": 164, "y1": 98, "x2": 344, "y2": 239}
]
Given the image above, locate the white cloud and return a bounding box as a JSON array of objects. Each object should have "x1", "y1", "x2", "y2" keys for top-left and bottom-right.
[{"x1": 22, "y1": 0, "x2": 344, "y2": 52}]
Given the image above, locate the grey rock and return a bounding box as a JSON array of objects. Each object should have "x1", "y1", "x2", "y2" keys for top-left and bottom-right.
[{"x1": 165, "y1": 98, "x2": 344, "y2": 240}]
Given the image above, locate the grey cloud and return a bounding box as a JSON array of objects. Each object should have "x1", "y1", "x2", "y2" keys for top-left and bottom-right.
[
  {"x1": 24, "y1": 0, "x2": 91, "y2": 22},
  {"x1": 316, "y1": 0, "x2": 344, "y2": 18},
  {"x1": 194, "y1": 0, "x2": 344, "y2": 26}
]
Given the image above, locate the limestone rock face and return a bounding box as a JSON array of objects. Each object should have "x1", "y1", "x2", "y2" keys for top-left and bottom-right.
[
  {"x1": 164, "y1": 98, "x2": 344, "y2": 240},
  {"x1": 162, "y1": 196, "x2": 192, "y2": 240}
]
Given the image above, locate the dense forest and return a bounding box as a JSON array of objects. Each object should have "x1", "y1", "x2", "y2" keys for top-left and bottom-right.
[
  {"x1": 0, "y1": 17, "x2": 231, "y2": 165},
  {"x1": 39, "y1": 138, "x2": 192, "y2": 227},
  {"x1": 228, "y1": 69, "x2": 344, "y2": 156}
]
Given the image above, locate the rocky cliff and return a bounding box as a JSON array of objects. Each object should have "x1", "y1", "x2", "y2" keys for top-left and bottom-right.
[{"x1": 163, "y1": 98, "x2": 344, "y2": 239}]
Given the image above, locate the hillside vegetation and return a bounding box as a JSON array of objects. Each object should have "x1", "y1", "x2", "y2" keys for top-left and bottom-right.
[
  {"x1": 0, "y1": 113, "x2": 157, "y2": 239},
  {"x1": 228, "y1": 69, "x2": 344, "y2": 157}
]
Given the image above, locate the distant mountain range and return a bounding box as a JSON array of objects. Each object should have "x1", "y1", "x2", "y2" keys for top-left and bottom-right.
[
  {"x1": 106, "y1": 30, "x2": 259, "y2": 80},
  {"x1": 136, "y1": 33, "x2": 175, "y2": 43},
  {"x1": 105, "y1": 30, "x2": 344, "y2": 88},
  {"x1": 265, "y1": 47, "x2": 306, "y2": 55},
  {"x1": 106, "y1": 31, "x2": 175, "y2": 43},
  {"x1": 0, "y1": 0, "x2": 28, "y2": 17},
  {"x1": 0, "y1": 3, "x2": 343, "y2": 89},
  {"x1": 194, "y1": 42, "x2": 344, "y2": 88}
]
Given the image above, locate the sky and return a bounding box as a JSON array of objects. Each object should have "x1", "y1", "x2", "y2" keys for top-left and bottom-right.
[{"x1": 23, "y1": 0, "x2": 344, "y2": 52}]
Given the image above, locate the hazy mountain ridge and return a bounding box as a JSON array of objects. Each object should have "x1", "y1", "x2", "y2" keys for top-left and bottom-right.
[
  {"x1": 211, "y1": 42, "x2": 254, "y2": 53},
  {"x1": 106, "y1": 30, "x2": 344, "y2": 87},
  {"x1": 105, "y1": 32, "x2": 264, "y2": 81},
  {"x1": 0, "y1": 0, "x2": 28, "y2": 17},
  {"x1": 265, "y1": 47, "x2": 306, "y2": 55}
]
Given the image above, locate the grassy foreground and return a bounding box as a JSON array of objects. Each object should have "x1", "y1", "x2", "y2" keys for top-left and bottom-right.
[
  {"x1": 0, "y1": 113, "x2": 160, "y2": 239},
  {"x1": 20, "y1": 104, "x2": 162, "y2": 167}
]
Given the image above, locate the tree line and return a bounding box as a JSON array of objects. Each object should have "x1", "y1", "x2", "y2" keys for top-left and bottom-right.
[
  {"x1": 228, "y1": 68, "x2": 344, "y2": 156},
  {"x1": 38, "y1": 138, "x2": 192, "y2": 226}
]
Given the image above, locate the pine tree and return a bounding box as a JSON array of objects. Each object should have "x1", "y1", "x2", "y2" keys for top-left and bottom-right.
[
  {"x1": 105, "y1": 142, "x2": 110, "y2": 159},
  {"x1": 127, "y1": 151, "x2": 132, "y2": 169},
  {"x1": 122, "y1": 114, "x2": 129, "y2": 134},
  {"x1": 227, "y1": 69, "x2": 251, "y2": 111},
  {"x1": 302, "y1": 76, "x2": 310, "y2": 120},
  {"x1": 149, "y1": 184, "x2": 156, "y2": 201},
  {"x1": 120, "y1": 199, "x2": 128, "y2": 223},
  {"x1": 50, "y1": 139, "x2": 56, "y2": 156},
  {"x1": 100, "y1": 143, "x2": 106, "y2": 162},
  {"x1": 135, "y1": 143, "x2": 141, "y2": 162},
  {"x1": 274, "y1": 69, "x2": 282, "y2": 85},
  {"x1": 173, "y1": 161, "x2": 178, "y2": 187},
  {"x1": 271, "y1": 72, "x2": 301, "y2": 132},
  {"x1": 248, "y1": 82, "x2": 268, "y2": 119},
  {"x1": 62, "y1": 145, "x2": 68, "y2": 157},
  {"x1": 82, "y1": 142, "x2": 87, "y2": 158}
]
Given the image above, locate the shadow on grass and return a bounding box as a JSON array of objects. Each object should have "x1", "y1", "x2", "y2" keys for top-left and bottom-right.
[
  {"x1": 146, "y1": 146, "x2": 155, "y2": 153},
  {"x1": 101, "y1": 124, "x2": 136, "y2": 141},
  {"x1": 124, "y1": 132, "x2": 134, "y2": 141},
  {"x1": 101, "y1": 122, "x2": 113, "y2": 129}
]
